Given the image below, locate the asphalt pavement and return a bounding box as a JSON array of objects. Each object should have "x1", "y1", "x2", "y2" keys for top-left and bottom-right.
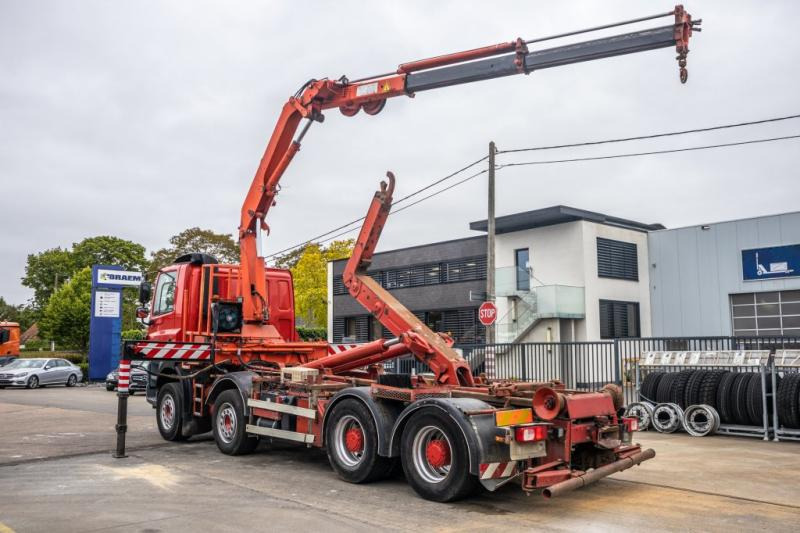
[{"x1": 1, "y1": 387, "x2": 799, "y2": 532}]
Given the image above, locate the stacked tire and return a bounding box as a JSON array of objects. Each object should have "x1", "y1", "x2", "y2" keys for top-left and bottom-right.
[
  {"x1": 636, "y1": 370, "x2": 773, "y2": 428},
  {"x1": 777, "y1": 372, "x2": 800, "y2": 429}
]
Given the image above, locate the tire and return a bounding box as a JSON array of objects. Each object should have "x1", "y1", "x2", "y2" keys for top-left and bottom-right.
[
  {"x1": 640, "y1": 372, "x2": 663, "y2": 404},
  {"x1": 401, "y1": 410, "x2": 480, "y2": 502},
  {"x1": 776, "y1": 374, "x2": 794, "y2": 428},
  {"x1": 778, "y1": 373, "x2": 800, "y2": 429},
  {"x1": 106, "y1": 384, "x2": 115, "y2": 391},
  {"x1": 669, "y1": 370, "x2": 695, "y2": 408},
  {"x1": 716, "y1": 372, "x2": 737, "y2": 423},
  {"x1": 656, "y1": 372, "x2": 678, "y2": 404},
  {"x1": 26, "y1": 375, "x2": 39, "y2": 389},
  {"x1": 731, "y1": 373, "x2": 753, "y2": 426},
  {"x1": 156, "y1": 382, "x2": 188, "y2": 442},
  {"x1": 698, "y1": 370, "x2": 727, "y2": 409},
  {"x1": 212, "y1": 390, "x2": 258, "y2": 455},
  {"x1": 325, "y1": 399, "x2": 395, "y2": 483},
  {"x1": 66, "y1": 374, "x2": 78, "y2": 387},
  {"x1": 745, "y1": 372, "x2": 775, "y2": 427},
  {"x1": 684, "y1": 370, "x2": 708, "y2": 408}
]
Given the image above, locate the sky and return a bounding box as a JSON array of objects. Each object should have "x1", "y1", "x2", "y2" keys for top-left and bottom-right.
[{"x1": 1, "y1": 1, "x2": 799, "y2": 305}]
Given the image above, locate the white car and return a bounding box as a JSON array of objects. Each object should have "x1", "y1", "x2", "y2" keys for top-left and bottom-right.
[{"x1": 0, "y1": 358, "x2": 83, "y2": 389}]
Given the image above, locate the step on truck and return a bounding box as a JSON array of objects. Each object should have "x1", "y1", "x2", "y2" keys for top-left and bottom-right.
[{"x1": 117, "y1": 5, "x2": 700, "y2": 501}]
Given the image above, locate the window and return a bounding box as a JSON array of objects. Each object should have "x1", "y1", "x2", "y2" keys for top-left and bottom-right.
[
  {"x1": 599, "y1": 300, "x2": 640, "y2": 339},
  {"x1": 730, "y1": 290, "x2": 800, "y2": 337},
  {"x1": 597, "y1": 238, "x2": 638, "y2": 281},
  {"x1": 333, "y1": 256, "x2": 487, "y2": 295},
  {"x1": 425, "y1": 311, "x2": 443, "y2": 332},
  {"x1": 515, "y1": 249, "x2": 530, "y2": 291},
  {"x1": 153, "y1": 271, "x2": 177, "y2": 315},
  {"x1": 0, "y1": 329, "x2": 8, "y2": 344}
]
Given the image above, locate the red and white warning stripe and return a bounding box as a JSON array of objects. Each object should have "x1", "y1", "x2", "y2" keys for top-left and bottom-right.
[
  {"x1": 479, "y1": 461, "x2": 517, "y2": 480},
  {"x1": 326, "y1": 344, "x2": 360, "y2": 355},
  {"x1": 132, "y1": 342, "x2": 211, "y2": 360},
  {"x1": 118, "y1": 360, "x2": 130, "y2": 393}
]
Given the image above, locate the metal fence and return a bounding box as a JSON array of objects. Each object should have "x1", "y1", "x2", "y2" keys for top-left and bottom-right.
[{"x1": 386, "y1": 336, "x2": 800, "y2": 405}]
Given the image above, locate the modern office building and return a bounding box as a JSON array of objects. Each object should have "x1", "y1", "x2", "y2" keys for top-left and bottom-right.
[
  {"x1": 648, "y1": 211, "x2": 800, "y2": 338},
  {"x1": 328, "y1": 205, "x2": 661, "y2": 344}
]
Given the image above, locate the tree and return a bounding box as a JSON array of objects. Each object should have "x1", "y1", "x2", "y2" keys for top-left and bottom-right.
[
  {"x1": 72, "y1": 236, "x2": 148, "y2": 273},
  {"x1": 22, "y1": 236, "x2": 148, "y2": 311},
  {"x1": 290, "y1": 240, "x2": 354, "y2": 327},
  {"x1": 150, "y1": 227, "x2": 239, "y2": 272},
  {"x1": 21, "y1": 247, "x2": 74, "y2": 310},
  {"x1": 39, "y1": 267, "x2": 93, "y2": 352},
  {"x1": 0, "y1": 297, "x2": 36, "y2": 331}
]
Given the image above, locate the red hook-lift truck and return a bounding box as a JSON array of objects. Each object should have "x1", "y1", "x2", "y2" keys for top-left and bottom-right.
[{"x1": 117, "y1": 6, "x2": 700, "y2": 502}]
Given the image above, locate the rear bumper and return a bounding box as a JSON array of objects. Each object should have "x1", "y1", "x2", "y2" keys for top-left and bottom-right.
[{"x1": 521, "y1": 446, "x2": 655, "y2": 497}]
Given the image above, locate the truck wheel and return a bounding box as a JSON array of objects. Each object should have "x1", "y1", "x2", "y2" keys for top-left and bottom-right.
[
  {"x1": 325, "y1": 399, "x2": 395, "y2": 483},
  {"x1": 400, "y1": 410, "x2": 479, "y2": 502},
  {"x1": 213, "y1": 390, "x2": 258, "y2": 455},
  {"x1": 106, "y1": 384, "x2": 115, "y2": 391},
  {"x1": 157, "y1": 382, "x2": 188, "y2": 442}
]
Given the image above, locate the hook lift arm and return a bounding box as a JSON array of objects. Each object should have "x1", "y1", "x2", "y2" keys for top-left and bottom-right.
[{"x1": 239, "y1": 5, "x2": 700, "y2": 325}]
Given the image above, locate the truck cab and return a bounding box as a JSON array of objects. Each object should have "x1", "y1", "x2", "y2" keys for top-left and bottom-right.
[
  {"x1": 142, "y1": 253, "x2": 297, "y2": 343},
  {"x1": 0, "y1": 322, "x2": 20, "y2": 357}
]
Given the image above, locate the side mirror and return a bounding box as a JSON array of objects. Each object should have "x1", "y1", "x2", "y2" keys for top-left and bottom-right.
[
  {"x1": 136, "y1": 307, "x2": 149, "y2": 320},
  {"x1": 138, "y1": 282, "x2": 152, "y2": 305},
  {"x1": 44, "y1": 365, "x2": 52, "y2": 370}
]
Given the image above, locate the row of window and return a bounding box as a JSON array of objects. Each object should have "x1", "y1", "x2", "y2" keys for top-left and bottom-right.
[
  {"x1": 332, "y1": 308, "x2": 486, "y2": 344},
  {"x1": 332, "y1": 256, "x2": 487, "y2": 295},
  {"x1": 730, "y1": 290, "x2": 800, "y2": 337}
]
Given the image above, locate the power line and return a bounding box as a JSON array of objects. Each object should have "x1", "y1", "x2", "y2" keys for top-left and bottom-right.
[
  {"x1": 263, "y1": 157, "x2": 488, "y2": 261},
  {"x1": 496, "y1": 134, "x2": 800, "y2": 168},
  {"x1": 266, "y1": 114, "x2": 800, "y2": 262},
  {"x1": 497, "y1": 113, "x2": 800, "y2": 154}
]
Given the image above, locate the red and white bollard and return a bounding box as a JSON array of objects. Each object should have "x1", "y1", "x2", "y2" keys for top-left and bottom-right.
[{"x1": 113, "y1": 359, "x2": 130, "y2": 458}]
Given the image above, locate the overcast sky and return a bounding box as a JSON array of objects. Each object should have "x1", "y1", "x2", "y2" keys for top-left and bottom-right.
[{"x1": 2, "y1": 1, "x2": 799, "y2": 305}]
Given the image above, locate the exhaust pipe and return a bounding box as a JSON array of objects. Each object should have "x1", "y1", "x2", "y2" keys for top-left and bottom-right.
[{"x1": 542, "y1": 448, "x2": 655, "y2": 499}]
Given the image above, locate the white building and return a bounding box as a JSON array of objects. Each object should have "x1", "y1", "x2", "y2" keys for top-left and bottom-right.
[{"x1": 470, "y1": 206, "x2": 660, "y2": 343}]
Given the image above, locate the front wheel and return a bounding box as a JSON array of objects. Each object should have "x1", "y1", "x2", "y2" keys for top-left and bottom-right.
[
  {"x1": 106, "y1": 384, "x2": 115, "y2": 391},
  {"x1": 401, "y1": 410, "x2": 479, "y2": 502},
  {"x1": 66, "y1": 374, "x2": 77, "y2": 387},
  {"x1": 156, "y1": 382, "x2": 188, "y2": 441},
  {"x1": 212, "y1": 390, "x2": 258, "y2": 455},
  {"x1": 325, "y1": 399, "x2": 395, "y2": 483},
  {"x1": 27, "y1": 375, "x2": 39, "y2": 389}
]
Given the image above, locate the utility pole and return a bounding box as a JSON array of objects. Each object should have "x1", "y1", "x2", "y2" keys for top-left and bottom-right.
[
  {"x1": 486, "y1": 141, "x2": 496, "y2": 344},
  {"x1": 51, "y1": 273, "x2": 58, "y2": 352}
]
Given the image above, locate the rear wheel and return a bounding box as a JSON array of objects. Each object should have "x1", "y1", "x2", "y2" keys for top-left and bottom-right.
[
  {"x1": 401, "y1": 410, "x2": 479, "y2": 502},
  {"x1": 213, "y1": 390, "x2": 258, "y2": 455},
  {"x1": 26, "y1": 375, "x2": 39, "y2": 389},
  {"x1": 66, "y1": 374, "x2": 77, "y2": 387},
  {"x1": 325, "y1": 399, "x2": 395, "y2": 483},
  {"x1": 157, "y1": 382, "x2": 188, "y2": 441}
]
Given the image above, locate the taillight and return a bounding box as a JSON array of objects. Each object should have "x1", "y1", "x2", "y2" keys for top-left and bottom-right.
[
  {"x1": 623, "y1": 416, "x2": 639, "y2": 432},
  {"x1": 514, "y1": 424, "x2": 548, "y2": 442}
]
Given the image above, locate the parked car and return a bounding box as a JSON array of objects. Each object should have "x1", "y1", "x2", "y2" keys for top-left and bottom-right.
[
  {"x1": 106, "y1": 362, "x2": 149, "y2": 393},
  {"x1": 0, "y1": 355, "x2": 18, "y2": 367},
  {"x1": 0, "y1": 358, "x2": 82, "y2": 389}
]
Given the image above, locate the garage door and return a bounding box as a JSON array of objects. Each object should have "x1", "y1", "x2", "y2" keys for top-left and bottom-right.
[{"x1": 730, "y1": 290, "x2": 800, "y2": 336}]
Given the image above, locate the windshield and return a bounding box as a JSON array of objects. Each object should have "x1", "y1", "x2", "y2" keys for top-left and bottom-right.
[{"x1": 5, "y1": 359, "x2": 45, "y2": 369}]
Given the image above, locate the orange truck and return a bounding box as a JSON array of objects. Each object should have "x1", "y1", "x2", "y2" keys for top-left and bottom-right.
[{"x1": 0, "y1": 322, "x2": 20, "y2": 357}]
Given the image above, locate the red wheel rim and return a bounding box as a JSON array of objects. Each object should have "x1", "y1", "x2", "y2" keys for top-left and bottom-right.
[
  {"x1": 425, "y1": 439, "x2": 451, "y2": 469},
  {"x1": 344, "y1": 427, "x2": 364, "y2": 453}
]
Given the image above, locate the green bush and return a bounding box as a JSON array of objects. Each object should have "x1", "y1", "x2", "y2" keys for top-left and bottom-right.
[
  {"x1": 121, "y1": 329, "x2": 145, "y2": 341},
  {"x1": 296, "y1": 326, "x2": 327, "y2": 341},
  {"x1": 78, "y1": 362, "x2": 89, "y2": 382},
  {"x1": 20, "y1": 351, "x2": 85, "y2": 364}
]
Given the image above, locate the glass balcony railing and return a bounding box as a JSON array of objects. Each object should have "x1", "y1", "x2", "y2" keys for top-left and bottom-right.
[{"x1": 493, "y1": 280, "x2": 585, "y2": 343}]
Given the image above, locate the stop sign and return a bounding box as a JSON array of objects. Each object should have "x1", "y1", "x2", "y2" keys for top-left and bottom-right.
[{"x1": 478, "y1": 301, "x2": 497, "y2": 326}]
